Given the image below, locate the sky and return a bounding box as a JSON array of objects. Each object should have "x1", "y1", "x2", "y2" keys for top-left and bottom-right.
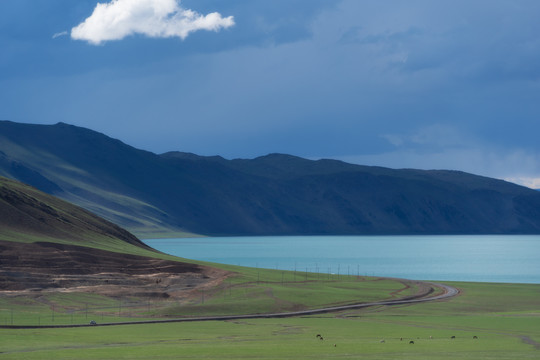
[{"x1": 1, "y1": 0, "x2": 540, "y2": 188}]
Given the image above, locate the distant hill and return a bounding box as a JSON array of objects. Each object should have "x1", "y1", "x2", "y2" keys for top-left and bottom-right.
[{"x1": 2, "y1": 120, "x2": 540, "y2": 236}]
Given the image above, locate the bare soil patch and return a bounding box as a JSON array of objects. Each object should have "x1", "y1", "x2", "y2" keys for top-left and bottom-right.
[{"x1": 0, "y1": 240, "x2": 229, "y2": 300}]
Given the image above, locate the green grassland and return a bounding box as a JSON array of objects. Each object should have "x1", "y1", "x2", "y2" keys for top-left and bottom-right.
[
  {"x1": 0, "y1": 264, "x2": 418, "y2": 326},
  {"x1": 1, "y1": 274, "x2": 539, "y2": 359}
]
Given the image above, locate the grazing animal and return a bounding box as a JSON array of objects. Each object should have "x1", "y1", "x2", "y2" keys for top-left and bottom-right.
[
  {"x1": 429, "y1": 336, "x2": 433, "y2": 339},
  {"x1": 400, "y1": 337, "x2": 403, "y2": 341},
  {"x1": 320, "y1": 337, "x2": 324, "y2": 341},
  {"x1": 316, "y1": 334, "x2": 321, "y2": 338},
  {"x1": 380, "y1": 339, "x2": 385, "y2": 343},
  {"x1": 334, "y1": 344, "x2": 337, "y2": 347},
  {"x1": 473, "y1": 336, "x2": 478, "y2": 339},
  {"x1": 409, "y1": 340, "x2": 414, "y2": 344},
  {"x1": 451, "y1": 336, "x2": 456, "y2": 339}
]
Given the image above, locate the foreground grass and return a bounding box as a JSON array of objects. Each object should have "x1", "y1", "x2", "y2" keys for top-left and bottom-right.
[{"x1": 1, "y1": 281, "x2": 539, "y2": 359}]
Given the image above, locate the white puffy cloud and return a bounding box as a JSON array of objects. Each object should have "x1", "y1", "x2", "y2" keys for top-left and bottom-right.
[{"x1": 71, "y1": 0, "x2": 234, "y2": 45}]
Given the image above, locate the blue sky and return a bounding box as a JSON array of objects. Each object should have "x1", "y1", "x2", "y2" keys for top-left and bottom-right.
[{"x1": 1, "y1": 0, "x2": 540, "y2": 188}]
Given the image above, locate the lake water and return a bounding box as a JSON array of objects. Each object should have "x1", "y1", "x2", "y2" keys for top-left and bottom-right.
[{"x1": 144, "y1": 235, "x2": 540, "y2": 284}]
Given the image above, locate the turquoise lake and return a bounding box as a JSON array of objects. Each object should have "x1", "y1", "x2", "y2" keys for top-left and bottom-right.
[{"x1": 144, "y1": 235, "x2": 540, "y2": 284}]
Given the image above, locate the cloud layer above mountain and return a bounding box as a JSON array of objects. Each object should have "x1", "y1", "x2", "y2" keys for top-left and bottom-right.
[
  {"x1": 71, "y1": 0, "x2": 234, "y2": 45},
  {"x1": 1, "y1": 0, "x2": 540, "y2": 188}
]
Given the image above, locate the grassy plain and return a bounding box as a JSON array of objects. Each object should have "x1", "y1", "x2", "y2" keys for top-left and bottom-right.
[
  {"x1": 0, "y1": 264, "x2": 417, "y2": 326},
  {"x1": 1, "y1": 276, "x2": 539, "y2": 359}
]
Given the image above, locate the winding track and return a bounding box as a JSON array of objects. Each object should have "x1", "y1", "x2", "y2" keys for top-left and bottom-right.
[{"x1": 0, "y1": 281, "x2": 459, "y2": 329}]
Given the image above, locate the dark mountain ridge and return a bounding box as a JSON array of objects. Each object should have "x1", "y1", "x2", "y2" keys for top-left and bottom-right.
[{"x1": 2, "y1": 120, "x2": 540, "y2": 236}]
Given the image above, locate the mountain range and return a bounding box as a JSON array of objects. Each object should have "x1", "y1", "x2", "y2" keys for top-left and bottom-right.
[{"x1": 1, "y1": 120, "x2": 540, "y2": 237}]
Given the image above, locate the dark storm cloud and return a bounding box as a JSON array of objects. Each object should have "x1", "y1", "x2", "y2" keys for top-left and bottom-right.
[{"x1": 1, "y1": 0, "x2": 539, "y2": 186}]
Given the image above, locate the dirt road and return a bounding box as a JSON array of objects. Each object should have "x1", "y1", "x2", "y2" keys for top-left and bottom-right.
[{"x1": 1, "y1": 281, "x2": 459, "y2": 329}]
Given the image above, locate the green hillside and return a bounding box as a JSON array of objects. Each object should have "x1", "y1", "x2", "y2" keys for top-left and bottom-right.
[{"x1": 0, "y1": 176, "x2": 147, "y2": 251}]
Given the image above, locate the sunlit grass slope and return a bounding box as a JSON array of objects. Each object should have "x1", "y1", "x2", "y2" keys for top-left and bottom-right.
[{"x1": 0, "y1": 175, "x2": 162, "y2": 257}]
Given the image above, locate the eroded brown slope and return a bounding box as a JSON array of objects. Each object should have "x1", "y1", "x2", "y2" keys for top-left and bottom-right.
[{"x1": 0, "y1": 240, "x2": 226, "y2": 298}]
